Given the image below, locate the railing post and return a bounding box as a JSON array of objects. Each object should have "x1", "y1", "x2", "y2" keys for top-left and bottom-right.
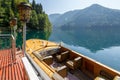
[
  {"x1": 11, "y1": 35, "x2": 16, "y2": 61},
  {"x1": 22, "y1": 22, "x2": 26, "y2": 56}
]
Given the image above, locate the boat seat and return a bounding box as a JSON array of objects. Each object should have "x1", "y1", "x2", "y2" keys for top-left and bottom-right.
[
  {"x1": 56, "y1": 65, "x2": 67, "y2": 78},
  {"x1": 113, "y1": 76, "x2": 120, "y2": 80},
  {"x1": 56, "y1": 51, "x2": 69, "y2": 62},
  {"x1": 66, "y1": 56, "x2": 82, "y2": 70},
  {"x1": 33, "y1": 52, "x2": 53, "y2": 65},
  {"x1": 100, "y1": 70, "x2": 113, "y2": 80},
  {"x1": 43, "y1": 56, "x2": 53, "y2": 65}
]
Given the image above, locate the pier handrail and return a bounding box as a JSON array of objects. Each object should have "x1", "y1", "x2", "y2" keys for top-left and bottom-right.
[
  {"x1": 0, "y1": 34, "x2": 11, "y2": 37},
  {"x1": 0, "y1": 34, "x2": 16, "y2": 61}
]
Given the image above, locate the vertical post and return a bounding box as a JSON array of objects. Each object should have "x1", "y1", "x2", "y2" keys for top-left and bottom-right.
[
  {"x1": 23, "y1": 22, "x2": 26, "y2": 56},
  {"x1": 10, "y1": 18, "x2": 17, "y2": 61},
  {"x1": 11, "y1": 35, "x2": 16, "y2": 61},
  {"x1": 18, "y1": 2, "x2": 32, "y2": 56},
  {"x1": 13, "y1": 26, "x2": 16, "y2": 46}
]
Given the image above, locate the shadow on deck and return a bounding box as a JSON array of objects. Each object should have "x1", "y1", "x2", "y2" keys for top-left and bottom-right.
[{"x1": 0, "y1": 49, "x2": 28, "y2": 80}]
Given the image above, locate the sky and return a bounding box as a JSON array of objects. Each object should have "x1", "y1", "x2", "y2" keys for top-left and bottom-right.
[{"x1": 29, "y1": 0, "x2": 120, "y2": 15}]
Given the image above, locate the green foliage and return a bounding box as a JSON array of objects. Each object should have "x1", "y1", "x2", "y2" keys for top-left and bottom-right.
[
  {"x1": 11, "y1": 0, "x2": 17, "y2": 15},
  {"x1": 38, "y1": 14, "x2": 51, "y2": 31},
  {"x1": 28, "y1": 10, "x2": 38, "y2": 29},
  {"x1": 0, "y1": 0, "x2": 52, "y2": 33},
  {"x1": 32, "y1": 0, "x2": 35, "y2": 10},
  {"x1": 27, "y1": 0, "x2": 52, "y2": 33},
  {"x1": 35, "y1": 4, "x2": 43, "y2": 14}
]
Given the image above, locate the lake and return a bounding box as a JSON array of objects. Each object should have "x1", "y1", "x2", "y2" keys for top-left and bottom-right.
[
  {"x1": 49, "y1": 28, "x2": 120, "y2": 72},
  {"x1": 0, "y1": 28, "x2": 120, "y2": 72}
]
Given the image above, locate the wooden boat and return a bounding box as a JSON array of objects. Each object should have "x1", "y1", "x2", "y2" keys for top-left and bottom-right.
[{"x1": 26, "y1": 39, "x2": 120, "y2": 80}]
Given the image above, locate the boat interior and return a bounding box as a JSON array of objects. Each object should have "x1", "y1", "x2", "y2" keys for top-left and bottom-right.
[
  {"x1": 26, "y1": 39, "x2": 120, "y2": 80},
  {"x1": 33, "y1": 47, "x2": 92, "y2": 80}
]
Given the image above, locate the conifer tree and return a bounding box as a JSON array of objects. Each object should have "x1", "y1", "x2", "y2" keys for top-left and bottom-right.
[
  {"x1": 11, "y1": 0, "x2": 16, "y2": 15},
  {"x1": 32, "y1": 0, "x2": 36, "y2": 10}
]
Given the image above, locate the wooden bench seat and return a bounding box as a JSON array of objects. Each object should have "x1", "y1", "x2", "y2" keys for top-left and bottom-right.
[
  {"x1": 56, "y1": 51, "x2": 69, "y2": 62},
  {"x1": 66, "y1": 57, "x2": 82, "y2": 70}
]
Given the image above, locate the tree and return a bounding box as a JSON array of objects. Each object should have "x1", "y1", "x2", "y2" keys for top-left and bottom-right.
[
  {"x1": 1, "y1": 0, "x2": 6, "y2": 7},
  {"x1": 11, "y1": 0, "x2": 16, "y2": 15},
  {"x1": 35, "y1": 4, "x2": 43, "y2": 14},
  {"x1": 32, "y1": 0, "x2": 36, "y2": 10},
  {"x1": 28, "y1": 10, "x2": 38, "y2": 29},
  {"x1": 0, "y1": 0, "x2": 52, "y2": 34},
  {"x1": 37, "y1": 14, "x2": 52, "y2": 32}
]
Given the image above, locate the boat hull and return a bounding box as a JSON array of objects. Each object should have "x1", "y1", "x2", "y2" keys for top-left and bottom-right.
[{"x1": 26, "y1": 39, "x2": 120, "y2": 80}]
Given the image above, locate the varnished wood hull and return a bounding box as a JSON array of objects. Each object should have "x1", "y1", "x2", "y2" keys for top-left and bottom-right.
[{"x1": 26, "y1": 39, "x2": 120, "y2": 80}]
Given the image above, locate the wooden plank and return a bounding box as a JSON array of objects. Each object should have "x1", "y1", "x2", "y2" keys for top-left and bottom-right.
[
  {"x1": 2, "y1": 67, "x2": 5, "y2": 80},
  {"x1": 6, "y1": 65, "x2": 9, "y2": 80},
  {"x1": 0, "y1": 49, "x2": 29, "y2": 80},
  {"x1": 11, "y1": 64, "x2": 15, "y2": 80},
  {"x1": 18, "y1": 60, "x2": 24, "y2": 80},
  {"x1": 8, "y1": 65, "x2": 12, "y2": 80}
]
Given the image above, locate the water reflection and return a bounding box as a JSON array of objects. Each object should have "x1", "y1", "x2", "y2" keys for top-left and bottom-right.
[
  {"x1": 0, "y1": 29, "x2": 11, "y2": 49},
  {"x1": 16, "y1": 30, "x2": 51, "y2": 47},
  {"x1": 0, "y1": 29, "x2": 51, "y2": 48},
  {"x1": 1, "y1": 28, "x2": 120, "y2": 71},
  {"x1": 0, "y1": 37, "x2": 11, "y2": 49},
  {"x1": 49, "y1": 27, "x2": 120, "y2": 52},
  {"x1": 61, "y1": 42, "x2": 120, "y2": 71},
  {"x1": 49, "y1": 27, "x2": 120, "y2": 71}
]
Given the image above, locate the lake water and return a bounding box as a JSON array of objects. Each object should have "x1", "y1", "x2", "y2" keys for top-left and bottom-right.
[
  {"x1": 49, "y1": 28, "x2": 120, "y2": 72},
  {"x1": 0, "y1": 28, "x2": 120, "y2": 72}
]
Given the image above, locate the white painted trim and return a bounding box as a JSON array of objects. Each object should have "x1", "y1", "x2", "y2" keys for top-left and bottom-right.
[
  {"x1": 25, "y1": 53, "x2": 51, "y2": 80},
  {"x1": 22, "y1": 57, "x2": 39, "y2": 80}
]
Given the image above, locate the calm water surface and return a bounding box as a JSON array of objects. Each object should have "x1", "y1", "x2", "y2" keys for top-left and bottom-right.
[
  {"x1": 49, "y1": 28, "x2": 120, "y2": 72},
  {"x1": 0, "y1": 28, "x2": 120, "y2": 72}
]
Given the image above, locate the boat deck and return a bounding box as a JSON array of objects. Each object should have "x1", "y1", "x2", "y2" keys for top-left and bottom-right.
[
  {"x1": 26, "y1": 39, "x2": 93, "y2": 80},
  {"x1": 50, "y1": 59, "x2": 92, "y2": 80},
  {"x1": 0, "y1": 49, "x2": 28, "y2": 80}
]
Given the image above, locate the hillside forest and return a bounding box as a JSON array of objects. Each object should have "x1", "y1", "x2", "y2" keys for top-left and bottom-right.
[{"x1": 0, "y1": 0, "x2": 52, "y2": 33}]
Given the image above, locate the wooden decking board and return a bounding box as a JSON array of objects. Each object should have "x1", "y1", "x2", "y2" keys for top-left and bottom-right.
[
  {"x1": 12, "y1": 64, "x2": 15, "y2": 80},
  {"x1": 8, "y1": 65, "x2": 12, "y2": 80},
  {"x1": 16, "y1": 63, "x2": 21, "y2": 80},
  {"x1": 0, "y1": 49, "x2": 28, "y2": 80},
  {"x1": 14, "y1": 63, "x2": 18, "y2": 80},
  {"x1": 18, "y1": 60, "x2": 24, "y2": 80},
  {"x1": 6, "y1": 64, "x2": 9, "y2": 80}
]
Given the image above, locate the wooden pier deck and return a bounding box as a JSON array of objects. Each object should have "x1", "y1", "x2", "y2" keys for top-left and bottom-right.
[{"x1": 0, "y1": 49, "x2": 28, "y2": 80}]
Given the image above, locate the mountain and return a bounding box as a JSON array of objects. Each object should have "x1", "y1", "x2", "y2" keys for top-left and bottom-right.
[
  {"x1": 49, "y1": 4, "x2": 120, "y2": 30},
  {"x1": 49, "y1": 14, "x2": 61, "y2": 25},
  {"x1": 49, "y1": 10, "x2": 80, "y2": 27}
]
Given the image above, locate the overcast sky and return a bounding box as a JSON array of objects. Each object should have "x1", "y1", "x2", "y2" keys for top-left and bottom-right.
[{"x1": 29, "y1": 0, "x2": 120, "y2": 15}]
